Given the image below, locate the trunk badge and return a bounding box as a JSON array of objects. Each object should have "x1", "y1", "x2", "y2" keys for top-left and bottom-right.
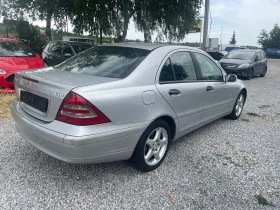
[{"x1": 55, "y1": 92, "x2": 65, "y2": 98}]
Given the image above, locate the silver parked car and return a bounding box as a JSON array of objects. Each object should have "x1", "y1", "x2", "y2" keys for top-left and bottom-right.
[{"x1": 11, "y1": 43, "x2": 247, "y2": 172}]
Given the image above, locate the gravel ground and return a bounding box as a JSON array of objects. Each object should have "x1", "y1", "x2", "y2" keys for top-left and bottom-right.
[{"x1": 0, "y1": 59, "x2": 280, "y2": 210}]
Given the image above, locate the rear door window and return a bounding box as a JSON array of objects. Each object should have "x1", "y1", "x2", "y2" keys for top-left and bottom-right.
[
  {"x1": 159, "y1": 51, "x2": 197, "y2": 83},
  {"x1": 62, "y1": 43, "x2": 74, "y2": 56},
  {"x1": 49, "y1": 42, "x2": 63, "y2": 55},
  {"x1": 71, "y1": 44, "x2": 93, "y2": 54},
  {"x1": 159, "y1": 59, "x2": 175, "y2": 82},
  {"x1": 194, "y1": 53, "x2": 224, "y2": 81}
]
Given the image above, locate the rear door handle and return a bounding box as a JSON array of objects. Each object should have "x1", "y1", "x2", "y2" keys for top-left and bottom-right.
[
  {"x1": 169, "y1": 89, "x2": 181, "y2": 96},
  {"x1": 206, "y1": 86, "x2": 214, "y2": 92}
]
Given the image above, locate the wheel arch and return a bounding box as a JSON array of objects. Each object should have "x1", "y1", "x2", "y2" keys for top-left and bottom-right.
[
  {"x1": 151, "y1": 115, "x2": 177, "y2": 141},
  {"x1": 241, "y1": 88, "x2": 247, "y2": 102}
]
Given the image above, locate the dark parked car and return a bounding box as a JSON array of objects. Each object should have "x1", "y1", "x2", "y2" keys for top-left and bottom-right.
[
  {"x1": 42, "y1": 41, "x2": 94, "y2": 66},
  {"x1": 219, "y1": 49, "x2": 267, "y2": 80},
  {"x1": 266, "y1": 48, "x2": 280, "y2": 58},
  {"x1": 207, "y1": 50, "x2": 228, "y2": 61}
]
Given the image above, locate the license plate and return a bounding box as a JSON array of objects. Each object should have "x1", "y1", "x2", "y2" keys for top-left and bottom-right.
[{"x1": 20, "y1": 91, "x2": 48, "y2": 113}]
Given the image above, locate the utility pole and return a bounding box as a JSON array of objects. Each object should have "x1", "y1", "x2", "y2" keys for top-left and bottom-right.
[
  {"x1": 202, "y1": 0, "x2": 210, "y2": 51},
  {"x1": 220, "y1": 26, "x2": 223, "y2": 50}
]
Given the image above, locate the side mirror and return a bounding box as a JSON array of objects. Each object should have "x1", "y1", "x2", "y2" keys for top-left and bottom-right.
[
  {"x1": 226, "y1": 74, "x2": 237, "y2": 82},
  {"x1": 63, "y1": 53, "x2": 72, "y2": 57}
]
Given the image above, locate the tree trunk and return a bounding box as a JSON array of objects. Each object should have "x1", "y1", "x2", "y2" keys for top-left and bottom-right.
[
  {"x1": 112, "y1": 9, "x2": 129, "y2": 43},
  {"x1": 45, "y1": 12, "x2": 52, "y2": 44},
  {"x1": 112, "y1": 9, "x2": 122, "y2": 43},
  {"x1": 100, "y1": 27, "x2": 103, "y2": 44},
  {"x1": 143, "y1": 2, "x2": 152, "y2": 43},
  {"x1": 119, "y1": 13, "x2": 130, "y2": 42},
  {"x1": 144, "y1": 21, "x2": 152, "y2": 43}
]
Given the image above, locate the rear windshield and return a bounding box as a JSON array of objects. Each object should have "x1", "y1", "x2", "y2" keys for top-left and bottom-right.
[
  {"x1": 224, "y1": 50, "x2": 256, "y2": 60},
  {"x1": 70, "y1": 43, "x2": 93, "y2": 54},
  {"x1": 0, "y1": 42, "x2": 36, "y2": 57},
  {"x1": 55, "y1": 46, "x2": 150, "y2": 78}
]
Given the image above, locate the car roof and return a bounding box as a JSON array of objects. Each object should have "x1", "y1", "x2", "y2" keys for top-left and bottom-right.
[
  {"x1": 51, "y1": 40, "x2": 94, "y2": 45},
  {"x1": 102, "y1": 42, "x2": 200, "y2": 51},
  {"x1": 48, "y1": 41, "x2": 202, "y2": 52}
]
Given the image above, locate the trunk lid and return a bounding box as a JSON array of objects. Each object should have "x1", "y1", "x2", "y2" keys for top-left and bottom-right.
[{"x1": 16, "y1": 67, "x2": 119, "y2": 122}]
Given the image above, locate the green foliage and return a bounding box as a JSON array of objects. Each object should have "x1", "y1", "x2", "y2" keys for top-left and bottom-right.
[
  {"x1": 258, "y1": 24, "x2": 280, "y2": 50},
  {"x1": 134, "y1": 0, "x2": 202, "y2": 42},
  {"x1": 1, "y1": 0, "x2": 203, "y2": 43},
  {"x1": 229, "y1": 31, "x2": 237, "y2": 44},
  {"x1": 25, "y1": 25, "x2": 45, "y2": 54},
  {"x1": 1, "y1": 0, "x2": 74, "y2": 42},
  {"x1": 16, "y1": 20, "x2": 44, "y2": 54}
]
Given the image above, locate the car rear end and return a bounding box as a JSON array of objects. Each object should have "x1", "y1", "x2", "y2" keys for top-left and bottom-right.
[{"x1": 11, "y1": 46, "x2": 153, "y2": 164}]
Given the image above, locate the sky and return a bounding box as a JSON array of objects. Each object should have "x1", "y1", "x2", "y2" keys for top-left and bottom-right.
[
  {"x1": 1, "y1": 0, "x2": 280, "y2": 46},
  {"x1": 200, "y1": 0, "x2": 280, "y2": 47}
]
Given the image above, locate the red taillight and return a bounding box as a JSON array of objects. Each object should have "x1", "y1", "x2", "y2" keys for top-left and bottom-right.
[{"x1": 56, "y1": 91, "x2": 110, "y2": 126}]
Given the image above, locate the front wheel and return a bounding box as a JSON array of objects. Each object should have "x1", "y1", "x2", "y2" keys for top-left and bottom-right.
[
  {"x1": 245, "y1": 69, "x2": 253, "y2": 80},
  {"x1": 260, "y1": 67, "x2": 267, "y2": 77},
  {"x1": 227, "y1": 91, "x2": 246, "y2": 120},
  {"x1": 131, "y1": 120, "x2": 171, "y2": 172}
]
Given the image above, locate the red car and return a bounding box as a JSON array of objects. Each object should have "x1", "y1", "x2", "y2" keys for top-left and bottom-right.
[{"x1": 0, "y1": 38, "x2": 45, "y2": 93}]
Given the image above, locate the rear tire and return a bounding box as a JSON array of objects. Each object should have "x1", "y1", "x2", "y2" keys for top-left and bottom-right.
[
  {"x1": 131, "y1": 120, "x2": 171, "y2": 172},
  {"x1": 227, "y1": 91, "x2": 246, "y2": 120}
]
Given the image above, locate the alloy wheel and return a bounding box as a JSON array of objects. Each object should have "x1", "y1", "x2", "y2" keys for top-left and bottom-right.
[
  {"x1": 144, "y1": 127, "x2": 168, "y2": 166},
  {"x1": 235, "y1": 94, "x2": 245, "y2": 116}
]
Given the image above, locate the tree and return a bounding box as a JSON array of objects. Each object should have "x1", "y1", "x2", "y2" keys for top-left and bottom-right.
[
  {"x1": 258, "y1": 24, "x2": 280, "y2": 50},
  {"x1": 1, "y1": 0, "x2": 203, "y2": 44},
  {"x1": 110, "y1": 0, "x2": 134, "y2": 43},
  {"x1": 70, "y1": 0, "x2": 113, "y2": 44},
  {"x1": 1, "y1": 0, "x2": 74, "y2": 43},
  {"x1": 134, "y1": 0, "x2": 202, "y2": 42},
  {"x1": 229, "y1": 31, "x2": 237, "y2": 45}
]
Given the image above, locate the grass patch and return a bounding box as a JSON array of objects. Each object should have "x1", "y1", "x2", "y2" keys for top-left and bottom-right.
[
  {"x1": 254, "y1": 195, "x2": 275, "y2": 207},
  {"x1": 0, "y1": 93, "x2": 16, "y2": 119},
  {"x1": 259, "y1": 105, "x2": 271, "y2": 109},
  {"x1": 246, "y1": 112, "x2": 261, "y2": 117}
]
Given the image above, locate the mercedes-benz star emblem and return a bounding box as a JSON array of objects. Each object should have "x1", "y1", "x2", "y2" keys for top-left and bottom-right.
[{"x1": 27, "y1": 81, "x2": 32, "y2": 88}]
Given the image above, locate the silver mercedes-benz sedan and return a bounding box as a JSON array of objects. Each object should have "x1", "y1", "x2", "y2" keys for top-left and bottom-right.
[{"x1": 11, "y1": 43, "x2": 246, "y2": 172}]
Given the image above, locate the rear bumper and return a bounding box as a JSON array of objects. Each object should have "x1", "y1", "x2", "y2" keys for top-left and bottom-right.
[{"x1": 11, "y1": 100, "x2": 146, "y2": 164}]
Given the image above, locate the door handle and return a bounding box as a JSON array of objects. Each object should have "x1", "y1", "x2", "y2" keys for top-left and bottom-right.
[
  {"x1": 206, "y1": 86, "x2": 214, "y2": 92},
  {"x1": 169, "y1": 89, "x2": 181, "y2": 96}
]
